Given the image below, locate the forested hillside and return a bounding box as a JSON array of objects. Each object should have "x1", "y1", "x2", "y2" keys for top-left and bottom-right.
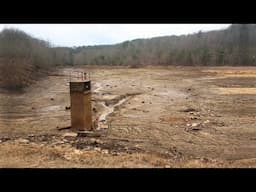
[
  {"x1": 0, "y1": 29, "x2": 71, "y2": 90},
  {"x1": 72, "y1": 24, "x2": 256, "y2": 66}
]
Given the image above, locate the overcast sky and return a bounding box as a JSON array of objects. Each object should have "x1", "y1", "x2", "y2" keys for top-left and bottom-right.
[{"x1": 0, "y1": 24, "x2": 231, "y2": 47}]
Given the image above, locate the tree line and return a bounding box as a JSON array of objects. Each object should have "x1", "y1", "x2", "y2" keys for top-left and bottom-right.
[{"x1": 72, "y1": 24, "x2": 256, "y2": 67}]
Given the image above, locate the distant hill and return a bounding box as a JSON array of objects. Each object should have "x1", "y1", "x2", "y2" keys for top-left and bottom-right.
[{"x1": 72, "y1": 24, "x2": 256, "y2": 66}]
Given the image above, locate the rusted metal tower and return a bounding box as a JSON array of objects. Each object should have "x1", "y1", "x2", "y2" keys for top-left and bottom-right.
[{"x1": 69, "y1": 71, "x2": 93, "y2": 131}]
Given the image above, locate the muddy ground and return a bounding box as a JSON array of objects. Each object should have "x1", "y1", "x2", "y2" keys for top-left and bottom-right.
[{"x1": 1, "y1": 66, "x2": 256, "y2": 168}]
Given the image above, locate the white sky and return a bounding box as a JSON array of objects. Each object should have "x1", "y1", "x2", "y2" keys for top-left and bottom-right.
[{"x1": 0, "y1": 24, "x2": 231, "y2": 47}]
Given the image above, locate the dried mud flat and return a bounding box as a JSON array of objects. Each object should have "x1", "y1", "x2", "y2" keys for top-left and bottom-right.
[{"x1": 1, "y1": 66, "x2": 256, "y2": 168}]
